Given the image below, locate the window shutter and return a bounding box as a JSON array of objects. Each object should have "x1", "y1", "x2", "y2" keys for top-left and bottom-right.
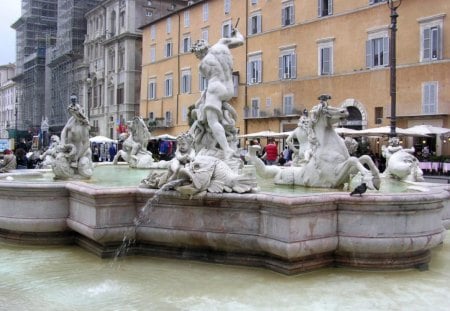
[
  {"x1": 247, "y1": 62, "x2": 252, "y2": 84},
  {"x1": 366, "y1": 40, "x2": 373, "y2": 68},
  {"x1": 435, "y1": 25, "x2": 441, "y2": 59},
  {"x1": 383, "y1": 37, "x2": 389, "y2": 66},
  {"x1": 423, "y1": 28, "x2": 430, "y2": 60},
  {"x1": 328, "y1": 0, "x2": 333, "y2": 15},
  {"x1": 187, "y1": 74, "x2": 191, "y2": 93},
  {"x1": 291, "y1": 54, "x2": 297, "y2": 78},
  {"x1": 430, "y1": 84, "x2": 436, "y2": 113},
  {"x1": 257, "y1": 15, "x2": 262, "y2": 33},
  {"x1": 279, "y1": 56, "x2": 283, "y2": 79},
  {"x1": 282, "y1": 7, "x2": 286, "y2": 25},
  {"x1": 423, "y1": 84, "x2": 430, "y2": 113},
  {"x1": 290, "y1": 6, "x2": 294, "y2": 24},
  {"x1": 258, "y1": 60, "x2": 262, "y2": 82},
  {"x1": 322, "y1": 48, "x2": 330, "y2": 74},
  {"x1": 318, "y1": 0, "x2": 322, "y2": 17}
]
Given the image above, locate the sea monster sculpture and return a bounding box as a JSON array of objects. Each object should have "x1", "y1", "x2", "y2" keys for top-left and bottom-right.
[
  {"x1": 113, "y1": 116, "x2": 154, "y2": 168},
  {"x1": 246, "y1": 95, "x2": 381, "y2": 190},
  {"x1": 381, "y1": 137, "x2": 424, "y2": 182},
  {"x1": 51, "y1": 101, "x2": 93, "y2": 179}
]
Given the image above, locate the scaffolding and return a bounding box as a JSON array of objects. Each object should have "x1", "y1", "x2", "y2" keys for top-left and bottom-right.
[
  {"x1": 47, "y1": 0, "x2": 103, "y2": 132},
  {"x1": 12, "y1": 0, "x2": 58, "y2": 132}
]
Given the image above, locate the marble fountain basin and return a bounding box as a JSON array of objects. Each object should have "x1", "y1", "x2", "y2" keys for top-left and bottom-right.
[{"x1": 0, "y1": 165, "x2": 448, "y2": 275}]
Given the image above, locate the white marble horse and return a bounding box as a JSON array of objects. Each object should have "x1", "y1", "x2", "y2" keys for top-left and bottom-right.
[
  {"x1": 113, "y1": 117, "x2": 154, "y2": 168},
  {"x1": 247, "y1": 97, "x2": 381, "y2": 189}
]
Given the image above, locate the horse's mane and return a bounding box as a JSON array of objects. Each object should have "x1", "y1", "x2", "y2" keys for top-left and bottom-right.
[{"x1": 131, "y1": 117, "x2": 151, "y2": 143}]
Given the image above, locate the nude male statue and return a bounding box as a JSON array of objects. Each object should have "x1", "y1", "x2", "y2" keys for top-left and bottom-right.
[{"x1": 190, "y1": 27, "x2": 244, "y2": 159}]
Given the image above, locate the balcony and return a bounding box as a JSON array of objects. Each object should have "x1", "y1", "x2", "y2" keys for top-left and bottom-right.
[
  {"x1": 148, "y1": 118, "x2": 173, "y2": 129},
  {"x1": 244, "y1": 108, "x2": 302, "y2": 119}
]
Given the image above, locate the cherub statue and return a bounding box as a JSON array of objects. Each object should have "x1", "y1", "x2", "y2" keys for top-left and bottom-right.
[{"x1": 167, "y1": 132, "x2": 195, "y2": 182}]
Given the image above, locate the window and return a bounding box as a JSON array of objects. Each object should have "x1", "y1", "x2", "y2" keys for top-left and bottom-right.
[
  {"x1": 282, "y1": 2, "x2": 294, "y2": 27},
  {"x1": 165, "y1": 42, "x2": 173, "y2": 57},
  {"x1": 150, "y1": 25, "x2": 156, "y2": 41},
  {"x1": 266, "y1": 97, "x2": 272, "y2": 109},
  {"x1": 422, "y1": 82, "x2": 438, "y2": 114},
  {"x1": 108, "y1": 49, "x2": 115, "y2": 71},
  {"x1": 118, "y1": 48, "x2": 125, "y2": 70},
  {"x1": 251, "y1": 0, "x2": 258, "y2": 5},
  {"x1": 318, "y1": 0, "x2": 333, "y2": 17},
  {"x1": 369, "y1": 0, "x2": 386, "y2": 4},
  {"x1": 249, "y1": 13, "x2": 262, "y2": 35},
  {"x1": 149, "y1": 112, "x2": 154, "y2": 120},
  {"x1": 317, "y1": 38, "x2": 334, "y2": 75},
  {"x1": 166, "y1": 17, "x2": 171, "y2": 34},
  {"x1": 150, "y1": 46, "x2": 156, "y2": 62},
  {"x1": 283, "y1": 94, "x2": 294, "y2": 115},
  {"x1": 201, "y1": 28, "x2": 209, "y2": 43},
  {"x1": 117, "y1": 86, "x2": 124, "y2": 105},
  {"x1": 374, "y1": 107, "x2": 383, "y2": 124},
  {"x1": 366, "y1": 29, "x2": 389, "y2": 68},
  {"x1": 199, "y1": 73, "x2": 208, "y2": 91},
  {"x1": 233, "y1": 73, "x2": 239, "y2": 97},
  {"x1": 182, "y1": 36, "x2": 191, "y2": 53},
  {"x1": 148, "y1": 79, "x2": 156, "y2": 99},
  {"x1": 279, "y1": 50, "x2": 296, "y2": 79},
  {"x1": 181, "y1": 69, "x2": 191, "y2": 94},
  {"x1": 224, "y1": 0, "x2": 231, "y2": 14},
  {"x1": 184, "y1": 11, "x2": 190, "y2": 27},
  {"x1": 165, "y1": 111, "x2": 172, "y2": 126},
  {"x1": 251, "y1": 98, "x2": 260, "y2": 117},
  {"x1": 164, "y1": 74, "x2": 173, "y2": 97},
  {"x1": 145, "y1": 9, "x2": 152, "y2": 17},
  {"x1": 247, "y1": 54, "x2": 262, "y2": 84},
  {"x1": 120, "y1": 11, "x2": 125, "y2": 28},
  {"x1": 222, "y1": 21, "x2": 232, "y2": 38},
  {"x1": 419, "y1": 15, "x2": 444, "y2": 62},
  {"x1": 110, "y1": 10, "x2": 116, "y2": 35},
  {"x1": 202, "y1": 3, "x2": 208, "y2": 21}
]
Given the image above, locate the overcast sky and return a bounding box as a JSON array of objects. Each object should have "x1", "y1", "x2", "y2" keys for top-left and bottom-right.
[{"x1": 0, "y1": 1, "x2": 21, "y2": 65}]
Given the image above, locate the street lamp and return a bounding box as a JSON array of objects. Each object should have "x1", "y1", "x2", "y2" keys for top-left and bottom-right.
[{"x1": 387, "y1": 0, "x2": 402, "y2": 138}]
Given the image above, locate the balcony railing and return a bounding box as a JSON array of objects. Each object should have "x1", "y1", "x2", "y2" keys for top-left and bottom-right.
[
  {"x1": 148, "y1": 118, "x2": 174, "y2": 129},
  {"x1": 243, "y1": 108, "x2": 302, "y2": 119}
]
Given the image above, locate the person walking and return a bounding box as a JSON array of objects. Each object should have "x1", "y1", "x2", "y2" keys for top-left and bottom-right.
[{"x1": 262, "y1": 139, "x2": 278, "y2": 165}]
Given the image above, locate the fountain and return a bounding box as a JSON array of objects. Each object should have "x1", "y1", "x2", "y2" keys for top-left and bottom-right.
[{"x1": 0, "y1": 27, "x2": 449, "y2": 275}]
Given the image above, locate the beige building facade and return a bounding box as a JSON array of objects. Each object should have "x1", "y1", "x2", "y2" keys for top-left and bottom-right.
[{"x1": 140, "y1": 0, "x2": 450, "y2": 155}]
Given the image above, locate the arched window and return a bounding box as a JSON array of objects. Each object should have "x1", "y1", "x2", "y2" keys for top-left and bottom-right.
[{"x1": 110, "y1": 10, "x2": 116, "y2": 36}]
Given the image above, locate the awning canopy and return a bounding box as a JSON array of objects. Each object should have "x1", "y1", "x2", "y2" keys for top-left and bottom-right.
[
  {"x1": 89, "y1": 136, "x2": 117, "y2": 144},
  {"x1": 403, "y1": 125, "x2": 450, "y2": 136},
  {"x1": 239, "y1": 130, "x2": 288, "y2": 139}
]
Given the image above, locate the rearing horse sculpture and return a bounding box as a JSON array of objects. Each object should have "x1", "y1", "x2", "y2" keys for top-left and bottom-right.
[{"x1": 246, "y1": 99, "x2": 381, "y2": 190}]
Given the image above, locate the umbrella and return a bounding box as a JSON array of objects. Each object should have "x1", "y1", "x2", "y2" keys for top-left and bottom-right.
[
  {"x1": 239, "y1": 130, "x2": 287, "y2": 138},
  {"x1": 334, "y1": 127, "x2": 362, "y2": 136},
  {"x1": 403, "y1": 125, "x2": 450, "y2": 136},
  {"x1": 153, "y1": 134, "x2": 177, "y2": 140},
  {"x1": 89, "y1": 136, "x2": 117, "y2": 143},
  {"x1": 356, "y1": 126, "x2": 418, "y2": 137}
]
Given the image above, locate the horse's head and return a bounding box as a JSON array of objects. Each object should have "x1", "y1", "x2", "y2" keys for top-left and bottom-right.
[{"x1": 310, "y1": 102, "x2": 348, "y2": 126}]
